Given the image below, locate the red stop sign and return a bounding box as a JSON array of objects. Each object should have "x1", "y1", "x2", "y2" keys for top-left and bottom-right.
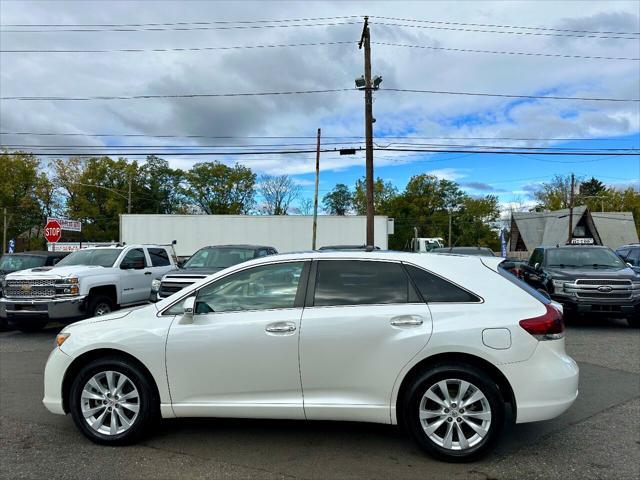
[{"x1": 44, "y1": 219, "x2": 62, "y2": 243}]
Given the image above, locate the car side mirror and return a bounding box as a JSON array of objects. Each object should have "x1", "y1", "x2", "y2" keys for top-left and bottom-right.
[
  {"x1": 183, "y1": 296, "x2": 195, "y2": 314},
  {"x1": 179, "y1": 296, "x2": 196, "y2": 324},
  {"x1": 534, "y1": 262, "x2": 541, "y2": 272},
  {"x1": 120, "y1": 261, "x2": 132, "y2": 270}
]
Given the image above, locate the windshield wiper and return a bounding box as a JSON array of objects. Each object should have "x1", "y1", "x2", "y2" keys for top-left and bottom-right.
[
  {"x1": 591, "y1": 263, "x2": 620, "y2": 268},
  {"x1": 548, "y1": 263, "x2": 579, "y2": 268}
]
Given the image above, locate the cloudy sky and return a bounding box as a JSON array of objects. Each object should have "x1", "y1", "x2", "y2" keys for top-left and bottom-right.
[{"x1": 1, "y1": 0, "x2": 639, "y2": 212}]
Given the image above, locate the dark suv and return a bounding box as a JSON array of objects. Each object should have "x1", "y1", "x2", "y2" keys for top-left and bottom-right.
[
  {"x1": 151, "y1": 244, "x2": 278, "y2": 301},
  {"x1": 616, "y1": 244, "x2": 640, "y2": 274},
  {"x1": 521, "y1": 245, "x2": 640, "y2": 327}
]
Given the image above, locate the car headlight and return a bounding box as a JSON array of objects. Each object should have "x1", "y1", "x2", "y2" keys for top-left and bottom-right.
[{"x1": 151, "y1": 279, "x2": 161, "y2": 292}]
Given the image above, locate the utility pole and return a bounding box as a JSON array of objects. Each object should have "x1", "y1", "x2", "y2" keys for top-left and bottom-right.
[
  {"x1": 127, "y1": 175, "x2": 132, "y2": 214},
  {"x1": 2, "y1": 208, "x2": 6, "y2": 254},
  {"x1": 567, "y1": 173, "x2": 575, "y2": 243},
  {"x1": 448, "y1": 212, "x2": 453, "y2": 248},
  {"x1": 312, "y1": 128, "x2": 321, "y2": 250},
  {"x1": 359, "y1": 16, "x2": 375, "y2": 247}
]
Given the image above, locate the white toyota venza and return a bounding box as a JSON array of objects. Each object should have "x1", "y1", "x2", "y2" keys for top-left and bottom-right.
[{"x1": 44, "y1": 251, "x2": 578, "y2": 461}]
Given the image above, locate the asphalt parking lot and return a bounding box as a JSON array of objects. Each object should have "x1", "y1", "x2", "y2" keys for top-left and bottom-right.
[{"x1": 1, "y1": 317, "x2": 638, "y2": 480}]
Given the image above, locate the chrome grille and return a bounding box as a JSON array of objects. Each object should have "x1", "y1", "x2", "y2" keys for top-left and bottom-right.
[
  {"x1": 575, "y1": 279, "x2": 631, "y2": 286},
  {"x1": 4, "y1": 286, "x2": 56, "y2": 298},
  {"x1": 6, "y1": 279, "x2": 56, "y2": 287},
  {"x1": 566, "y1": 278, "x2": 634, "y2": 300}
]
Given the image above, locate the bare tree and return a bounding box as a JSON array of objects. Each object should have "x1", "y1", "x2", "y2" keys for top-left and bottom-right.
[
  {"x1": 297, "y1": 197, "x2": 314, "y2": 215},
  {"x1": 259, "y1": 175, "x2": 301, "y2": 215}
]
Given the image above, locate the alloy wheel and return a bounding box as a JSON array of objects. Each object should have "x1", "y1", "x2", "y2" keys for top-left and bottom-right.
[
  {"x1": 80, "y1": 370, "x2": 140, "y2": 436},
  {"x1": 94, "y1": 303, "x2": 111, "y2": 316},
  {"x1": 419, "y1": 378, "x2": 492, "y2": 451}
]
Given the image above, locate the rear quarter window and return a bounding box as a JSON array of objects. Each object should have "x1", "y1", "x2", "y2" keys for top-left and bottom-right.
[{"x1": 404, "y1": 264, "x2": 481, "y2": 303}]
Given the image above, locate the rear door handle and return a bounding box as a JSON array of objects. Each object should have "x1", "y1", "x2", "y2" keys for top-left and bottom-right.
[
  {"x1": 390, "y1": 315, "x2": 424, "y2": 327},
  {"x1": 266, "y1": 322, "x2": 297, "y2": 334}
]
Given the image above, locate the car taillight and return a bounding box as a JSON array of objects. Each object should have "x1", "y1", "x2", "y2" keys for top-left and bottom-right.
[{"x1": 519, "y1": 304, "x2": 565, "y2": 341}]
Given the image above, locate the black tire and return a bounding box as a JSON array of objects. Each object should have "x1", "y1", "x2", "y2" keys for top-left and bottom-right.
[
  {"x1": 86, "y1": 294, "x2": 114, "y2": 318},
  {"x1": 401, "y1": 363, "x2": 505, "y2": 462},
  {"x1": 69, "y1": 356, "x2": 159, "y2": 445},
  {"x1": 15, "y1": 319, "x2": 48, "y2": 333},
  {"x1": 628, "y1": 315, "x2": 640, "y2": 328},
  {"x1": 0, "y1": 317, "x2": 11, "y2": 332}
]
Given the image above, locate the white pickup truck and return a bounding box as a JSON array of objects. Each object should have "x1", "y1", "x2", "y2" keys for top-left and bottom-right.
[{"x1": 0, "y1": 245, "x2": 176, "y2": 332}]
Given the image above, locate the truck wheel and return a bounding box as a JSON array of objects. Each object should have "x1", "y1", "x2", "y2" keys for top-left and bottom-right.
[
  {"x1": 16, "y1": 320, "x2": 48, "y2": 333},
  {"x1": 87, "y1": 295, "x2": 113, "y2": 317},
  {"x1": 628, "y1": 315, "x2": 640, "y2": 328},
  {"x1": 402, "y1": 363, "x2": 505, "y2": 462},
  {"x1": 69, "y1": 356, "x2": 159, "y2": 445}
]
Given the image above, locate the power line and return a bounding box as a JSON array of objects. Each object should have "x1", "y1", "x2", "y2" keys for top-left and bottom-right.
[
  {"x1": 1, "y1": 148, "x2": 637, "y2": 156},
  {"x1": 5, "y1": 143, "x2": 636, "y2": 152},
  {"x1": 1, "y1": 132, "x2": 637, "y2": 142},
  {"x1": 372, "y1": 41, "x2": 640, "y2": 62},
  {"x1": 371, "y1": 21, "x2": 640, "y2": 40},
  {"x1": 0, "y1": 89, "x2": 353, "y2": 101},
  {"x1": 371, "y1": 16, "x2": 640, "y2": 36},
  {"x1": 384, "y1": 88, "x2": 639, "y2": 102},
  {"x1": 0, "y1": 20, "x2": 361, "y2": 33},
  {"x1": 0, "y1": 15, "x2": 362, "y2": 27},
  {"x1": 0, "y1": 40, "x2": 357, "y2": 53},
  {"x1": 2, "y1": 88, "x2": 636, "y2": 102}
]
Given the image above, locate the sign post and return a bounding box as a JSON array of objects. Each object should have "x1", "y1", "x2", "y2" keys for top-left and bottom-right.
[{"x1": 44, "y1": 219, "x2": 62, "y2": 250}]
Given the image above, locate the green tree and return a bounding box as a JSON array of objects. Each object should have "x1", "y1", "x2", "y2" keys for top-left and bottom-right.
[
  {"x1": 53, "y1": 156, "x2": 138, "y2": 241},
  {"x1": 322, "y1": 183, "x2": 352, "y2": 215},
  {"x1": 183, "y1": 162, "x2": 256, "y2": 214},
  {"x1": 0, "y1": 151, "x2": 45, "y2": 251},
  {"x1": 386, "y1": 174, "x2": 466, "y2": 250},
  {"x1": 353, "y1": 177, "x2": 398, "y2": 215},
  {"x1": 137, "y1": 156, "x2": 185, "y2": 214},
  {"x1": 454, "y1": 195, "x2": 501, "y2": 250},
  {"x1": 533, "y1": 174, "x2": 577, "y2": 210}
]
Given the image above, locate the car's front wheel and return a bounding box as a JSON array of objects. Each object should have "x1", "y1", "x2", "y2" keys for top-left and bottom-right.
[
  {"x1": 69, "y1": 357, "x2": 158, "y2": 445},
  {"x1": 402, "y1": 364, "x2": 505, "y2": 462}
]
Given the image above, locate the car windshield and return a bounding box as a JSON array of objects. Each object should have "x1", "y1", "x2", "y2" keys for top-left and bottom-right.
[
  {"x1": 56, "y1": 248, "x2": 121, "y2": 268},
  {"x1": 0, "y1": 254, "x2": 46, "y2": 272},
  {"x1": 546, "y1": 248, "x2": 626, "y2": 268},
  {"x1": 183, "y1": 247, "x2": 255, "y2": 269}
]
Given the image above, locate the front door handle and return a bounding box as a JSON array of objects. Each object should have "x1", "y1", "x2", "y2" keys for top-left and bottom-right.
[
  {"x1": 266, "y1": 322, "x2": 297, "y2": 333},
  {"x1": 390, "y1": 315, "x2": 424, "y2": 327},
  {"x1": 144, "y1": 271, "x2": 152, "y2": 275}
]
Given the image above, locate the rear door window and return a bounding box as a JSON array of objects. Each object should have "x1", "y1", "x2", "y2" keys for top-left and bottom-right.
[
  {"x1": 148, "y1": 248, "x2": 171, "y2": 267},
  {"x1": 313, "y1": 260, "x2": 415, "y2": 307},
  {"x1": 405, "y1": 264, "x2": 480, "y2": 303}
]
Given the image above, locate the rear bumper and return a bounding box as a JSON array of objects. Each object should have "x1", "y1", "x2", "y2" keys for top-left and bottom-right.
[
  {"x1": 551, "y1": 295, "x2": 640, "y2": 317},
  {"x1": 0, "y1": 296, "x2": 87, "y2": 323},
  {"x1": 500, "y1": 339, "x2": 579, "y2": 424}
]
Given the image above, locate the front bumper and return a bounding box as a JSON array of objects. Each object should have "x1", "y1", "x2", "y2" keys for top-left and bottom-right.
[
  {"x1": 43, "y1": 346, "x2": 74, "y2": 415},
  {"x1": 550, "y1": 295, "x2": 640, "y2": 317},
  {"x1": 500, "y1": 339, "x2": 579, "y2": 424},
  {"x1": 0, "y1": 295, "x2": 87, "y2": 323}
]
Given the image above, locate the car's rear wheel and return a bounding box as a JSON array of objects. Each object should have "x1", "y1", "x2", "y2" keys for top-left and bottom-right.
[
  {"x1": 402, "y1": 364, "x2": 505, "y2": 462},
  {"x1": 69, "y1": 357, "x2": 158, "y2": 445}
]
